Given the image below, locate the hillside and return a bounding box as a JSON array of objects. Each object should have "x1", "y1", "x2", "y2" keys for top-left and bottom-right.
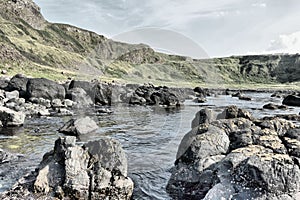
[{"x1": 0, "y1": 0, "x2": 300, "y2": 87}]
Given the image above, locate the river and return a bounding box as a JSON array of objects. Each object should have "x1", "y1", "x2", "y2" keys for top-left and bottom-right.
[{"x1": 0, "y1": 92, "x2": 299, "y2": 199}]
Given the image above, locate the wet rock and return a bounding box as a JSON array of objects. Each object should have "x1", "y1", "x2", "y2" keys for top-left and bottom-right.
[
  {"x1": 217, "y1": 105, "x2": 254, "y2": 120},
  {"x1": 96, "y1": 107, "x2": 113, "y2": 115},
  {"x1": 94, "y1": 82, "x2": 112, "y2": 105},
  {"x1": 191, "y1": 108, "x2": 216, "y2": 128},
  {"x1": 193, "y1": 87, "x2": 207, "y2": 98},
  {"x1": 238, "y1": 95, "x2": 252, "y2": 101},
  {"x1": 58, "y1": 116, "x2": 98, "y2": 136},
  {"x1": 235, "y1": 153, "x2": 300, "y2": 194},
  {"x1": 193, "y1": 97, "x2": 207, "y2": 103},
  {"x1": 263, "y1": 103, "x2": 286, "y2": 110},
  {"x1": 0, "y1": 106, "x2": 25, "y2": 126},
  {"x1": 129, "y1": 84, "x2": 181, "y2": 106},
  {"x1": 6, "y1": 74, "x2": 28, "y2": 98},
  {"x1": 283, "y1": 95, "x2": 300, "y2": 106},
  {"x1": 26, "y1": 78, "x2": 65, "y2": 100},
  {"x1": 168, "y1": 107, "x2": 300, "y2": 199},
  {"x1": 66, "y1": 87, "x2": 93, "y2": 107},
  {"x1": 31, "y1": 136, "x2": 134, "y2": 199}
]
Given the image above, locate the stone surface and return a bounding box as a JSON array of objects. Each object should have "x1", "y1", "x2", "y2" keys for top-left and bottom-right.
[
  {"x1": 0, "y1": 106, "x2": 25, "y2": 126},
  {"x1": 31, "y1": 136, "x2": 133, "y2": 199},
  {"x1": 26, "y1": 78, "x2": 65, "y2": 100},
  {"x1": 168, "y1": 107, "x2": 300, "y2": 200},
  {"x1": 58, "y1": 116, "x2": 99, "y2": 136}
]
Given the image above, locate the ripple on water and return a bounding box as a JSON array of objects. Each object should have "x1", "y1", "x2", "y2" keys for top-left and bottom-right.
[{"x1": 1, "y1": 93, "x2": 300, "y2": 199}]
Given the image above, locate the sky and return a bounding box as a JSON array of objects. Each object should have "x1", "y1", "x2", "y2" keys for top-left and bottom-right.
[{"x1": 34, "y1": 0, "x2": 300, "y2": 58}]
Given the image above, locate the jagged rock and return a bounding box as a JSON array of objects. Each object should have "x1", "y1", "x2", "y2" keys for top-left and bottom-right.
[
  {"x1": 217, "y1": 105, "x2": 254, "y2": 120},
  {"x1": 26, "y1": 78, "x2": 65, "y2": 100},
  {"x1": 66, "y1": 87, "x2": 93, "y2": 107},
  {"x1": 168, "y1": 107, "x2": 300, "y2": 200},
  {"x1": 18, "y1": 136, "x2": 134, "y2": 200},
  {"x1": 282, "y1": 95, "x2": 300, "y2": 106},
  {"x1": 58, "y1": 116, "x2": 98, "y2": 136},
  {"x1": 191, "y1": 108, "x2": 216, "y2": 128},
  {"x1": 129, "y1": 84, "x2": 181, "y2": 106},
  {"x1": 0, "y1": 106, "x2": 25, "y2": 126}
]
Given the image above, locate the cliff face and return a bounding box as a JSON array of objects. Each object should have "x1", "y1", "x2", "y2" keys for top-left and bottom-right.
[{"x1": 0, "y1": 0, "x2": 299, "y2": 84}]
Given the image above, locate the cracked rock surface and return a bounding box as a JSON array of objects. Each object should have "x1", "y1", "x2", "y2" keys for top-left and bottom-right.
[
  {"x1": 167, "y1": 106, "x2": 300, "y2": 200},
  {"x1": 1, "y1": 136, "x2": 133, "y2": 200}
]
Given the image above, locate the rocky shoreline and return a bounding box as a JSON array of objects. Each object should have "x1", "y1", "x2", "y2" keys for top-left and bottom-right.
[{"x1": 0, "y1": 74, "x2": 300, "y2": 199}]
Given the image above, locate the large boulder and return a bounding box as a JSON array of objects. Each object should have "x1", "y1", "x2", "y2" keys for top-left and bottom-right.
[
  {"x1": 0, "y1": 106, "x2": 25, "y2": 126},
  {"x1": 191, "y1": 108, "x2": 216, "y2": 128},
  {"x1": 58, "y1": 116, "x2": 98, "y2": 136},
  {"x1": 26, "y1": 78, "x2": 65, "y2": 100},
  {"x1": 68, "y1": 80, "x2": 113, "y2": 105},
  {"x1": 31, "y1": 137, "x2": 133, "y2": 199},
  {"x1": 6, "y1": 74, "x2": 28, "y2": 98},
  {"x1": 168, "y1": 107, "x2": 300, "y2": 200},
  {"x1": 282, "y1": 95, "x2": 300, "y2": 106}
]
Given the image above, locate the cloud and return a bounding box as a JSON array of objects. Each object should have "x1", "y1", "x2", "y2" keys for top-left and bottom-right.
[
  {"x1": 267, "y1": 31, "x2": 300, "y2": 54},
  {"x1": 252, "y1": 3, "x2": 267, "y2": 7}
]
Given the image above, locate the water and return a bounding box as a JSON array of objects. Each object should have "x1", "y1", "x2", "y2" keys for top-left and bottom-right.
[{"x1": 0, "y1": 92, "x2": 300, "y2": 199}]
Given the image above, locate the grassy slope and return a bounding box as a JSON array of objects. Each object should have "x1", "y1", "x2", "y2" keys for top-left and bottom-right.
[{"x1": 0, "y1": 0, "x2": 300, "y2": 89}]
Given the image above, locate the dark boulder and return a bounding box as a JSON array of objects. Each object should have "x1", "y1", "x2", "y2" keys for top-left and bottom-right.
[
  {"x1": 217, "y1": 105, "x2": 253, "y2": 120},
  {"x1": 269, "y1": 104, "x2": 288, "y2": 110},
  {"x1": 129, "y1": 84, "x2": 181, "y2": 106},
  {"x1": 283, "y1": 95, "x2": 300, "y2": 106},
  {"x1": 6, "y1": 74, "x2": 28, "y2": 98},
  {"x1": 26, "y1": 78, "x2": 65, "y2": 100},
  {"x1": 191, "y1": 108, "x2": 216, "y2": 128}
]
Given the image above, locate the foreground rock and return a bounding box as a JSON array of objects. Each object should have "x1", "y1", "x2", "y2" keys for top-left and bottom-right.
[
  {"x1": 58, "y1": 116, "x2": 98, "y2": 136},
  {"x1": 0, "y1": 106, "x2": 25, "y2": 126},
  {"x1": 168, "y1": 107, "x2": 300, "y2": 200},
  {"x1": 1, "y1": 136, "x2": 133, "y2": 200}
]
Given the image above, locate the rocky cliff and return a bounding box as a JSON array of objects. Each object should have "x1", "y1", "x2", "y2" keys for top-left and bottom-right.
[{"x1": 0, "y1": 0, "x2": 299, "y2": 84}]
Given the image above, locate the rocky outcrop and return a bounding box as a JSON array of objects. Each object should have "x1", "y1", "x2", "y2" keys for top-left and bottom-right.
[
  {"x1": 26, "y1": 78, "x2": 66, "y2": 100},
  {"x1": 168, "y1": 107, "x2": 300, "y2": 200},
  {"x1": 129, "y1": 84, "x2": 181, "y2": 106},
  {"x1": 58, "y1": 116, "x2": 98, "y2": 136},
  {"x1": 1, "y1": 136, "x2": 133, "y2": 199}
]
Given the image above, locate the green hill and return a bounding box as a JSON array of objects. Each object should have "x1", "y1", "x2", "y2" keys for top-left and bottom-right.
[{"x1": 0, "y1": 0, "x2": 300, "y2": 88}]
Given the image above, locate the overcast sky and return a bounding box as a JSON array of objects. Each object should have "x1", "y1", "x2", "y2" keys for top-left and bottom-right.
[{"x1": 34, "y1": 0, "x2": 300, "y2": 58}]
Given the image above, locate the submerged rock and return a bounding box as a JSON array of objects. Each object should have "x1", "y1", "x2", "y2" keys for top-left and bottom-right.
[{"x1": 58, "y1": 116, "x2": 98, "y2": 136}]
